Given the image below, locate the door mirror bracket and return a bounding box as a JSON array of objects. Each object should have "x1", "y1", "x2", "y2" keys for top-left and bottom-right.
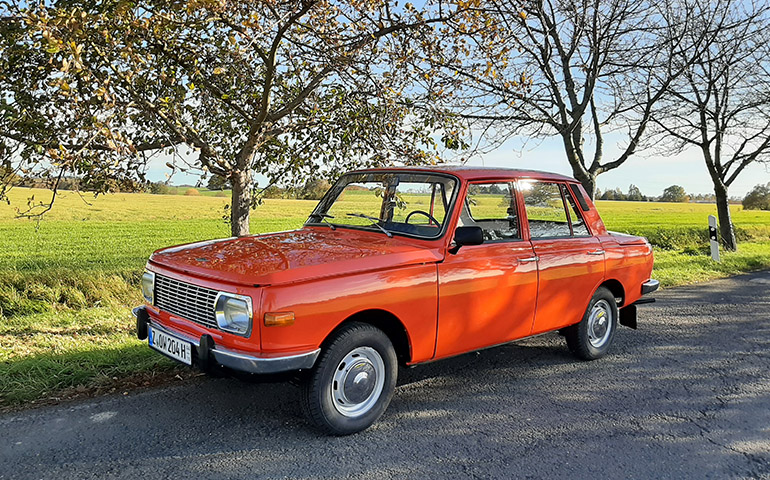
[{"x1": 449, "y1": 226, "x2": 484, "y2": 254}]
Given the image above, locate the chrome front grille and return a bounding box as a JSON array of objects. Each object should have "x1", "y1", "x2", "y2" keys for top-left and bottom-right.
[{"x1": 154, "y1": 274, "x2": 218, "y2": 329}]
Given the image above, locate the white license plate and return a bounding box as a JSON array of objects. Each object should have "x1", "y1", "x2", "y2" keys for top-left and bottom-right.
[{"x1": 148, "y1": 326, "x2": 192, "y2": 366}]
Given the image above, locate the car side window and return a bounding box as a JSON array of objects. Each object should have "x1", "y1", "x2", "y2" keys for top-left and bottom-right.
[
  {"x1": 461, "y1": 182, "x2": 520, "y2": 242},
  {"x1": 564, "y1": 187, "x2": 590, "y2": 236},
  {"x1": 521, "y1": 181, "x2": 572, "y2": 238}
]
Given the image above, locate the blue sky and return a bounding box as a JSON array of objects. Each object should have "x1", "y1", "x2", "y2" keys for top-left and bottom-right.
[
  {"x1": 146, "y1": 135, "x2": 770, "y2": 198},
  {"x1": 472, "y1": 135, "x2": 770, "y2": 198}
]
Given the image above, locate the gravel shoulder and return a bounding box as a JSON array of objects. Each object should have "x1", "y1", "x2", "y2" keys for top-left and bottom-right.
[{"x1": 1, "y1": 271, "x2": 769, "y2": 480}]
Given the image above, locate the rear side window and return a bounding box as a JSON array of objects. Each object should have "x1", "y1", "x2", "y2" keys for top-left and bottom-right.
[
  {"x1": 521, "y1": 182, "x2": 571, "y2": 238},
  {"x1": 459, "y1": 182, "x2": 520, "y2": 242},
  {"x1": 521, "y1": 181, "x2": 591, "y2": 238}
]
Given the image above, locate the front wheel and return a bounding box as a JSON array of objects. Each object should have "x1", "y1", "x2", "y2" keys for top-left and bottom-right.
[
  {"x1": 300, "y1": 322, "x2": 397, "y2": 435},
  {"x1": 564, "y1": 287, "x2": 618, "y2": 360}
]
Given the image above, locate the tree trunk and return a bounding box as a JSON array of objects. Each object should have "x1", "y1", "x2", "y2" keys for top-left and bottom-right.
[
  {"x1": 714, "y1": 183, "x2": 737, "y2": 251},
  {"x1": 229, "y1": 168, "x2": 252, "y2": 237},
  {"x1": 559, "y1": 133, "x2": 597, "y2": 200}
]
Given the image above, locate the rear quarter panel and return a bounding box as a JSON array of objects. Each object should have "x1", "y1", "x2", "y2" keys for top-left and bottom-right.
[
  {"x1": 599, "y1": 236, "x2": 654, "y2": 305},
  {"x1": 573, "y1": 184, "x2": 654, "y2": 304}
]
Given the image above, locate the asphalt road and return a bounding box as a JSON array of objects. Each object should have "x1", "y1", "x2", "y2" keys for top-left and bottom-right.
[{"x1": 2, "y1": 271, "x2": 769, "y2": 479}]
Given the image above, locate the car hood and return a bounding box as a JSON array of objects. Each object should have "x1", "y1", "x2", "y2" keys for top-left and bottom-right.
[{"x1": 149, "y1": 228, "x2": 443, "y2": 286}]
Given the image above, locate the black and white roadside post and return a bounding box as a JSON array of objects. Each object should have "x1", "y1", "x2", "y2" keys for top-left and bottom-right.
[{"x1": 708, "y1": 215, "x2": 720, "y2": 262}]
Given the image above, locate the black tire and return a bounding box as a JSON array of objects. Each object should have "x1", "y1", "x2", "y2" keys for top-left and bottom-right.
[
  {"x1": 564, "y1": 286, "x2": 618, "y2": 360},
  {"x1": 300, "y1": 322, "x2": 397, "y2": 435}
]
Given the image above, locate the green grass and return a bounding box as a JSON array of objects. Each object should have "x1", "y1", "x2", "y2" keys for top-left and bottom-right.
[
  {"x1": 652, "y1": 242, "x2": 770, "y2": 286},
  {"x1": 0, "y1": 188, "x2": 312, "y2": 316},
  {"x1": 0, "y1": 306, "x2": 181, "y2": 406},
  {"x1": 595, "y1": 200, "x2": 770, "y2": 250},
  {"x1": 1, "y1": 188, "x2": 770, "y2": 409}
]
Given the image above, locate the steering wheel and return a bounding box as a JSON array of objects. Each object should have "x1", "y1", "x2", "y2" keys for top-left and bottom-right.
[{"x1": 405, "y1": 210, "x2": 440, "y2": 227}]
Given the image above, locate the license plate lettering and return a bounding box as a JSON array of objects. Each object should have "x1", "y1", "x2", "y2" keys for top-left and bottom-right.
[{"x1": 148, "y1": 326, "x2": 192, "y2": 366}]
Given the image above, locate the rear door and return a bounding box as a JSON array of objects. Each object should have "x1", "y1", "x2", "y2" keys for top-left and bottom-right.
[
  {"x1": 435, "y1": 181, "x2": 538, "y2": 358},
  {"x1": 519, "y1": 180, "x2": 605, "y2": 334}
]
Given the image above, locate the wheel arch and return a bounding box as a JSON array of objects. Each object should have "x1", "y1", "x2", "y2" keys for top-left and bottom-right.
[
  {"x1": 324, "y1": 309, "x2": 412, "y2": 365},
  {"x1": 600, "y1": 279, "x2": 626, "y2": 307}
]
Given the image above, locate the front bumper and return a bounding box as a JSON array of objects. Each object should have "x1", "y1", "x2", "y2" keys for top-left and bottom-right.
[{"x1": 133, "y1": 306, "x2": 320, "y2": 374}]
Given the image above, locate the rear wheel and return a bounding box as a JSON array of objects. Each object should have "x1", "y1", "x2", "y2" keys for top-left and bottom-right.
[
  {"x1": 564, "y1": 287, "x2": 618, "y2": 360},
  {"x1": 301, "y1": 322, "x2": 397, "y2": 435}
]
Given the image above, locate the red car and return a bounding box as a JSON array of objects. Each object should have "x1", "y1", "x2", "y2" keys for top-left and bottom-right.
[{"x1": 134, "y1": 167, "x2": 658, "y2": 434}]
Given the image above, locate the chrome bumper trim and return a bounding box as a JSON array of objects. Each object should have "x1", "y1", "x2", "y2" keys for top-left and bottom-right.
[
  {"x1": 642, "y1": 279, "x2": 660, "y2": 295},
  {"x1": 211, "y1": 347, "x2": 320, "y2": 374},
  {"x1": 133, "y1": 306, "x2": 320, "y2": 374}
]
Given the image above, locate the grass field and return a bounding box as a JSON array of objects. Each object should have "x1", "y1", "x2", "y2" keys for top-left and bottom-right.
[{"x1": 1, "y1": 186, "x2": 770, "y2": 408}]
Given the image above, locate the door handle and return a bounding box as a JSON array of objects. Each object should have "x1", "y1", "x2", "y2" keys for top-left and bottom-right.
[
  {"x1": 519, "y1": 256, "x2": 539, "y2": 263},
  {"x1": 587, "y1": 249, "x2": 605, "y2": 255}
]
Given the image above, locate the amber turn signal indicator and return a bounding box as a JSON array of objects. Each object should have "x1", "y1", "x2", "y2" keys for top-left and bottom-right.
[{"x1": 264, "y1": 311, "x2": 295, "y2": 327}]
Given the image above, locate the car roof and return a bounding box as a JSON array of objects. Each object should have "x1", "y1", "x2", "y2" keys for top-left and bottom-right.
[{"x1": 350, "y1": 165, "x2": 578, "y2": 183}]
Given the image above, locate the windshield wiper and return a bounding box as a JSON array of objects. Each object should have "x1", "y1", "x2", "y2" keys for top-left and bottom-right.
[
  {"x1": 346, "y1": 213, "x2": 393, "y2": 238},
  {"x1": 308, "y1": 213, "x2": 337, "y2": 230}
]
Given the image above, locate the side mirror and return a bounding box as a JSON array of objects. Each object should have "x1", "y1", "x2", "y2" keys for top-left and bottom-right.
[{"x1": 449, "y1": 226, "x2": 483, "y2": 254}]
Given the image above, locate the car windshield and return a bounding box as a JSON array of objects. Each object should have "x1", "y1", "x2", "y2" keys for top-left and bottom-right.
[{"x1": 306, "y1": 172, "x2": 458, "y2": 238}]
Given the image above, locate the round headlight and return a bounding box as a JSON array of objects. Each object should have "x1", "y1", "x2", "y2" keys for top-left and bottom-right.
[
  {"x1": 141, "y1": 271, "x2": 155, "y2": 304},
  {"x1": 215, "y1": 294, "x2": 253, "y2": 335}
]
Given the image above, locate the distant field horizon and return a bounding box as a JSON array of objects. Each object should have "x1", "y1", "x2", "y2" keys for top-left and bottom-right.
[
  {"x1": 1, "y1": 185, "x2": 763, "y2": 223},
  {"x1": 3, "y1": 181, "x2": 752, "y2": 202}
]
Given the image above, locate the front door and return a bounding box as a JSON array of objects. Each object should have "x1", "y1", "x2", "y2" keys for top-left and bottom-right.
[{"x1": 435, "y1": 181, "x2": 539, "y2": 359}]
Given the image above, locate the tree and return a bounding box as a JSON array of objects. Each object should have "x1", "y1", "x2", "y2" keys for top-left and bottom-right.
[
  {"x1": 627, "y1": 184, "x2": 645, "y2": 202},
  {"x1": 147, "y1": 182, "x2": 172, "y2": 195},
  {"x1": 742, "y1": 183, "x2": 770, "y2": 211},
  {"x1": 0, "y1": 164, "x2": 20, "y2": 200},
  {"x1": 423, "y1": 0, "x2": 717, "y2": 199},
  {"x1": 660, "y1": 185, "x2": 688, "y2": 203},
  {"x1": 600, "y1": 189, "x2": 615, "y2": 201},
  {"x1": 298, "y1": 178, "x2": 331, "y2": 200},
  {"x1": 2, "y1": 1, "x2": 470, "y2": 236},
  {"x1": 207, "y1": 175, "x2": 230, "y2": 192},
  {"x1": 653, "y1": 1, "x2": 770, "y2": 250},
  {"x1": 1, "y1": 5, "x2": 151, "y2": 216}
]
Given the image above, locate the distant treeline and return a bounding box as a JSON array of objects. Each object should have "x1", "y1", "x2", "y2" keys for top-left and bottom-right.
[
  {"x1": 16, "y1": 175, "x2": 141, "y2": 193},
  {"x1": 16, "y1": 174, "x2": 764, "y2": 209},
  {"x1": 151, "y1": 176, "x2": 334, "y2": 200},
  {"x1": 597, "y1": 184, "x2": 744, "y2": 204},
  {"x1": 13, "y1": 174, "x2": 334, "y2": 201}
]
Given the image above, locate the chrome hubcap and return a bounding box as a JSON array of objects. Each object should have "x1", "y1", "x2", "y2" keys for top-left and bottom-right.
[
  {"x1": 331, "y1": 347, "x2": 385, "y2": 417},
  {"x1": 587, "y1": 299, "x2": 613, "y2": 348}
]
